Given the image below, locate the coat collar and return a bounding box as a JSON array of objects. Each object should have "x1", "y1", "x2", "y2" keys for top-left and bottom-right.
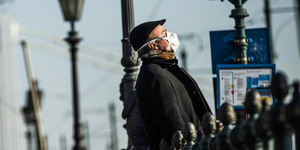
[{"x1": 141, "y1": 57, "x2": 178, "y2": 66}]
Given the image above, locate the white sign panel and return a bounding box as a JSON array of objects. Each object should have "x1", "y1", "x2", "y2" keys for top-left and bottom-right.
[{"x1": 219, "y1": 68, "x2": 272, "y2": 107}]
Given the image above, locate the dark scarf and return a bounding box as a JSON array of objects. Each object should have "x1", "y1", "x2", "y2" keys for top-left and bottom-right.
[{"x1": 141, "y1": 49, "x2": 175, "y2": 60}]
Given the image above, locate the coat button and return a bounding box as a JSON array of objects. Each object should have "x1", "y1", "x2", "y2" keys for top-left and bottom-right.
[{"x1": 193, "y1": 91, "x2": 196, "y2": 94}]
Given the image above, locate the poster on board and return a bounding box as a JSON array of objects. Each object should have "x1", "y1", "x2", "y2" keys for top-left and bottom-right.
[{"x1": 217, "y1": 64, "x2": 275, "y2": 109}]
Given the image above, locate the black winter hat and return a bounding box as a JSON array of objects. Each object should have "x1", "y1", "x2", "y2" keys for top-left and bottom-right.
[{"x1": 129, "y1": 19, "x2": 166, "y2": 51}]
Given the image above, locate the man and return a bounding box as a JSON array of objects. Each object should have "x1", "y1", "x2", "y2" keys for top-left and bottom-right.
[{"x1": 129, "y1": 19, "x2": 211, "y2": 150}]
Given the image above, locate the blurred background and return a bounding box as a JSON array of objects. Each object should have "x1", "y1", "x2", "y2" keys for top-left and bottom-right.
[{"x1": 0, "y1": 0, "x2": 299, "y2": 150}]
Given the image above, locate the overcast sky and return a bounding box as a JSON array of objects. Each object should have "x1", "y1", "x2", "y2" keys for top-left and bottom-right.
[{"x1": 2, "y1": 0, "x2": 299, "y2": 150}]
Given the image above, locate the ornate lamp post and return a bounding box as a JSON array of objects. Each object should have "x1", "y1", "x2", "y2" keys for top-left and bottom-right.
[
  {"x1": 58, "y1": 0, "x2": 86, "y2": 150},
  {"x1": 222, "y1": 0, "x2": 249, "y2": 64},
  {"x1": 120, "y1": 0, "x2": 139, "y2": 105},
  {"x1": 120, "y1": 0, "x2": 141, "y2": 149},
  {"x1": 22, "y1": 80, "x2": 44, "y2": 150}
]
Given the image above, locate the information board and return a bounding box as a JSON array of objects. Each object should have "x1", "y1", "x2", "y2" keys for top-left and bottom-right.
[{"x1": 216, "y1": 64, "x2": 275, "y2": 109}]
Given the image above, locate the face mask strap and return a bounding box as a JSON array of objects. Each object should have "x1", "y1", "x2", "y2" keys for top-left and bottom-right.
[{"x1": 136, "y1": 37, "x2": 168, "y2": 52}]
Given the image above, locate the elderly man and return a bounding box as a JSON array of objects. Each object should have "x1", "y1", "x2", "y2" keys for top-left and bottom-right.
[{"x1": 129, "y1": 19, "x2": 211, "y2": 150}]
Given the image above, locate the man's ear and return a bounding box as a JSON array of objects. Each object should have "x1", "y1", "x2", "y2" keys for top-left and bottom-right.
[{"x1": 148, "y1": 42, "x2": 157, "y2": 50}]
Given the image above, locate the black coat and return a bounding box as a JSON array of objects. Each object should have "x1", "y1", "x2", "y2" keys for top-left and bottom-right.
[{"x1": 136, "y1": 58, "x2": 212, "y2": 150}]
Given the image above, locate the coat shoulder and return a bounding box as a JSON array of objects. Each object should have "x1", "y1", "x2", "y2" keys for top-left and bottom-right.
[
  {"x1": 137, "y1": 63, "x2": 171, "y2": 90},
  {"x1": 139, "y1": 63, "x2": 167, "y2": 78},
  {"x1": 143, "y1": 63, "x2": 164, "y2": 72}
]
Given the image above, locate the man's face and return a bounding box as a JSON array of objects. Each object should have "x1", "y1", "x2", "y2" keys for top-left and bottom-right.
[{"x1": 148, "y1": 25, "x2": 169, "y2": 51}]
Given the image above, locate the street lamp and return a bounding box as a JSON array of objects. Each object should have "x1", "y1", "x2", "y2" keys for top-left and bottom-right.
[
  {"x1": 226, "y1": 0, "x2": 249, "y2": 64},
  {"x1": 59, "y1": 0, "x2": 84, "y2": 21},
  {"x1": 58, "y1": 0, "x2": 85, "y2": 150}
]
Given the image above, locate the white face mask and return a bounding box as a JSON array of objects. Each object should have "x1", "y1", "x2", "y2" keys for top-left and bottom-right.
[
  {"x1": 164, "y1": 31, "x2": 180, "y2": 52},
  {"x1": 137, "y1": 31, "x2": 180, "y2": 52}
]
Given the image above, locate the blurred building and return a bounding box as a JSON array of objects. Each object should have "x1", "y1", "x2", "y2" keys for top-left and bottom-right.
[{"x1": 0, "y1": 15, "x2": 21, "y2": 150}]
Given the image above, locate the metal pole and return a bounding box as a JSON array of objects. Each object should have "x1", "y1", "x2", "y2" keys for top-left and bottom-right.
[
  {"x1": 45, "y1": 135, "x2": 48, "y2": 150},
  {"x1": 21, "y1": 41, "x2": 47, "y2": 150},
  {"x1": 180, "y1": 45, "x2": 188, "y2": 72},
  {"x1": 121, "y1": 0, "x2": 139, "y2": 99},
  {"x1": 295, "y1": 0, "x2": 300, "y2": 58},
  {"x1": 26, "y1": 128, "x2": 32, "y2": 150},
  {"x1": 60, "y1": 135, "x2": 67, "y2": 150},
  {"x1": 64, "y1": 21, "x2": 85, "y2": 150},
  {"x1": 83, "y1": 122, "x2": 90, "y2": 150},
  {"x1": 264, "y1": 0, "x2": 275, "y2": 62},
  {"x1": 120, "y1": 0, "x2": 139, "y2": 148},
  {"x1": 227, "y1": 0, "x2": 249, "y2": 64},
  {"x1": 109, "y1": 102, "x2": 118, "y2": 150},
  {"x1": 296, "y1": 130, "x2": 300, "y2": 150}
]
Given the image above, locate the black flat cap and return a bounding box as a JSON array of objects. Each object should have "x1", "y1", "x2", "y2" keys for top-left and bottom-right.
[{"x1": 129, "y1": 19, "x2": 166, "y2": 51}]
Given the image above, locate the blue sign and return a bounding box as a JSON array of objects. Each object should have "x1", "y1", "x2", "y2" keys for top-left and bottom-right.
[{"x1": 210, "y1": 28, "x2": 272, "y2": 74}]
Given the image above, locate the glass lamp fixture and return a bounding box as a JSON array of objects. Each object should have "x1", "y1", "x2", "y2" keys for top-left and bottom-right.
[{"x1": 59, "y1": 0, "x2": 84, "y2": 21}]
